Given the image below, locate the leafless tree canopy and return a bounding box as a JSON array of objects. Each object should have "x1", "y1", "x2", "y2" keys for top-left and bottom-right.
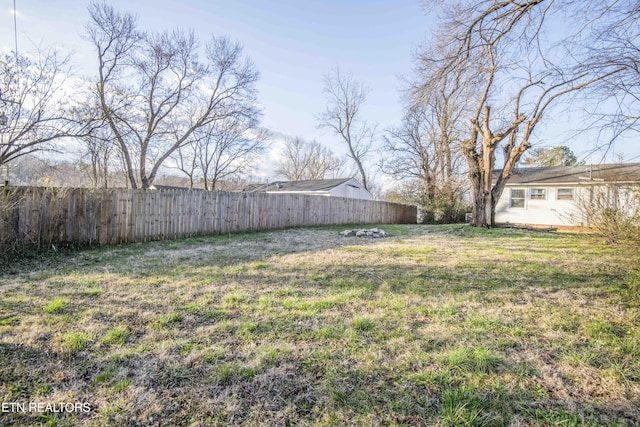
[
  {"x1": 0, "y1": 49, "x2": 86, "y2": 168},
  {"x1": 382, "y1": 104, "x2": 468, "y2": 222},
  {"x1": 415, "y1": 0, "x2": 631, "y2": 227},
  {"x1": 171, "y1": 117, "x2": 269, "y2": 190},
  {"x1": 80, "y1": 128, "x2": 114, "y2": 188},
  {"x1": 318, "y1": 68, "x2": 375, "y2": 190},
  {"x1": 86, "y1": 2, "x2": 261, "y2": 189},
  {"x1": 383, "y1": 57, "x2": 472, "y2": 222},
  {"x1": 275, "y1": 136, "x2": 346, "y2": 181},
  {"x1": 568, "y1": 0, "x2": 640, "y2": 143}
]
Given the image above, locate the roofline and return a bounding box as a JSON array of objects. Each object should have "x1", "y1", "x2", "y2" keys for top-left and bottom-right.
[
  {"x1": 268, "y1": 177, "x2": 354, "y2": 185},
  {"x1": 495, "y1": 163, "x2": 640, "y2": 186},
  {"x1": 263, "y1": 190, "x2": 331, "y2": 194},
  {"x1": 504, "y1": 180, "x2": 640, "y2": 186},
  {"x1": 244, "y1": 177, "x2": 370, "y2": 193}
]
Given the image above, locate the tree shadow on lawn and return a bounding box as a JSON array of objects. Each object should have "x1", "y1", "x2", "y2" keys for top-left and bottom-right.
[
  {"x1": 0, "y1": 342, "x2": 98, "y2": 426},
  {"x1": 1, "y1": 225, "x2": 629, "y2": 334},
  {"x1": 278, "y1": 252, "x2": 626, "y2": 298},
  {"x1": 1, "y1": 226, "x2": 638, "y2": 425},
  {"x1": 2, "y1": 340, "x2": 637, "y2": 426},
  {"x1": 0, "y1": 224, "x2": 589, "y2": 275},
  {"x1": 309, "y1": 359, "x2": 639, "y2": 426}
]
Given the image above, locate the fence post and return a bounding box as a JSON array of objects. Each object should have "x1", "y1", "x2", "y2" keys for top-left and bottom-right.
[{"x1": 1, "y1": 187, "x2": 416, "y2": 252}]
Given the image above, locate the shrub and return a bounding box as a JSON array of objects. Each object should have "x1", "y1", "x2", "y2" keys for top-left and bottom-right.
[
  {"x1": 577, "y1": 186, "x2": 640, "y2": 243},
  {"x1": 0, "y1": 186, "x2": 24, "y2": 259},
  {"x1": 0, "y1": 186, "x2": 71, "y2": 259}
]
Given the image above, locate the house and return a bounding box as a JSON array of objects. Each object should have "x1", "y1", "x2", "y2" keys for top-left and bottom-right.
[
  {"x1": 243, "y1": 178, "x2": 372, "y2": 200},
  {"x1": 495, "y1": 163, "x2": 640, "y2": 228},
  {"x1": 148, "y1": 184, "x2": 192, "y2": 191}
]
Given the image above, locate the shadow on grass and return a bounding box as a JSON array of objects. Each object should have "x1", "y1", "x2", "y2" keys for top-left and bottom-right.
[
  {"x1": 1, "y1": 338, "x2": 637, "y2": 426},
  {"x1": 289, "y1": 349, "x2": 636, "y2": 426},
  {"x1": 0, "y1": 224, "x2": 574, "y2": 274},
  {"x1": 1, "y1": 225, "x2": 638, "y2": 425},
  {"x1": 0, "y1": 342, "x2": 98, "y2": 426}
]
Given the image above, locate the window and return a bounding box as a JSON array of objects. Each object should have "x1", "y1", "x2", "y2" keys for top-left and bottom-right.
[
  {"x1": 557, "y1": 188, "x2": 574, "y2": 200},
  {"x1": 510, "y1": 189, "x2": 525, "y2": 208},
  {"x1": 530, "y1": 188, "x2": 546, "y2": 200}
]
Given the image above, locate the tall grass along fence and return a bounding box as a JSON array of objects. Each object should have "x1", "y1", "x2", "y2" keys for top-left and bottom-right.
[{"x1": 1, "y1": 186, "x2": 416, "y2": 253}]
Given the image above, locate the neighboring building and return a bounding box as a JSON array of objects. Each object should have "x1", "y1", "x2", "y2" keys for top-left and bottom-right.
[
  {"x1": 148, "y1": 184, "x2": 192, "y2": 191},
  {"x1": 243, "y1": 178, "x2": 372, "y2": 200},
  {"x1": 495, "y1": 163, "x2": 640, "y2": 227}
]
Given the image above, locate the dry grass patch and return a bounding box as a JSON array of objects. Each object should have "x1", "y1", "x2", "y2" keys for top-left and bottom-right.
[{"x1": 0, "y1": 225, "x2": 638, "y2": 426}]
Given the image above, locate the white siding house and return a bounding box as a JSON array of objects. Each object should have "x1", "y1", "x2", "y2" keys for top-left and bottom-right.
[
  {"x1": 495, "y1": 163, "x2": 640, "y2": 227},
  {"x1": 243, "y1": 178, "x2": 373, "y2": 200}
]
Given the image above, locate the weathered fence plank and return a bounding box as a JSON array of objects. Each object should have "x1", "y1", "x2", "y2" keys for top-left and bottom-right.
[{"x1": 0, "y1": 186, "x2": 416, "y2": 253}]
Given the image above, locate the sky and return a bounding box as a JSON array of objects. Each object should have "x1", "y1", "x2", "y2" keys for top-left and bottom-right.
[
  {"x1": 0, "y1": 0, "x2": 431, "y2": 168},
  {"x1": 1, "y1": 0, "x2": 638, "y2": 183}
]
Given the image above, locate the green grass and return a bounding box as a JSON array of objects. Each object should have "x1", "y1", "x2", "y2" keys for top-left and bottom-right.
[
  {"x1": 44, "y1": 297, "x2": 69, "y2": 314},
  {"x1": 152, "y1": 312, "x2": 184, "y2": 329},
  {"x1": 446, "y1": 346, "x2": 502, "y2": 374},
  {"x1": 94, "y1": 370, "x2": 114, "y2": 385},
  {"x1": 111, "y1": 379, "x2": 130, "y2": 393},
  {"x1": 101, "y1": 326, "x2": 130, "y2": 346},
  {"x1": 0, "y1": 225, "x2": 638, "y2": 426},
  {"x1": 59, "y1": 331, "x2": 92, "y2": 353}
]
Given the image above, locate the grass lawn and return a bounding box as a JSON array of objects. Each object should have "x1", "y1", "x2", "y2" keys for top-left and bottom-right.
[{"x1": 1, "y1": 224, "x2": 638, "y2": 426}]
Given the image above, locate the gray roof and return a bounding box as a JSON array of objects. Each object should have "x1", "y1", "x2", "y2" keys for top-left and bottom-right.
[
  {"x1": 500, "y1": 163, "x2": 640, "y2": 185},
  {"x1": 149, "y1": 184, "x2": 192, "y2": 190},
  {"x1": 243, "y1": 178, "x2": 357, "y2": 193}
]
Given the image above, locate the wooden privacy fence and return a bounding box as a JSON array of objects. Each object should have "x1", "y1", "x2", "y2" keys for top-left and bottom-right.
[{"x1": 1, "y1": 186, "x2": 416, "y2": 252}]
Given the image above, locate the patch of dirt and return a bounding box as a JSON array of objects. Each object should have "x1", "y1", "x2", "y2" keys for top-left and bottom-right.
[{"x1": 143, "y1": 228, "x2": 391, "y2": 262}]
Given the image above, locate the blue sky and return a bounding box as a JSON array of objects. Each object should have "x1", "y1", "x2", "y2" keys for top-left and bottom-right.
[
  {"x1": 2, "y1": 0, "x2": 638, "y2": 171},
  {"x1": 1, "y1": 0, "x2": 430, "y2": 145}
]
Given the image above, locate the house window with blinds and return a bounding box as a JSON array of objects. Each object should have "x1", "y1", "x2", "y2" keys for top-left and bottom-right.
[
  {"x1": 557, "y1": 188, "x2": 574, "y2": 200},
  {"x1": 530, "y1": 188, "x2": 546, "y2": 200},
  {"x1": 510, "y1": 189, "x2": 526, "y2": 208}
]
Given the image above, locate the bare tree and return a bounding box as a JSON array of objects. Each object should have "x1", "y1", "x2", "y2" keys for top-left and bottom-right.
[
  {"x1": 68, "y1": 93, "x2": 117, "y2": 188},
  {"x1": 383, "y1": 68, "x2": 469, "y2": 222},
  {"x1": 5, "y1": 154, "x2": 49, "y2": 185},
  {"x1": 171, "y1": 141, "x2": 199, "y2": 189},
  {"x1": 275, "y1": 136, "x2": 345, "y2": 181},
  {"x1": 6, "y1": 154, "x2": 89, "y2": 187},
  {"x1": 318, "y1": 68, "x2": 375, "y2": 190},
  {"x1": 570, "y1": 0, "x2": 640, "y2": 144},
  {"x1": 86, "y1": 2, "x2": 260, "y2": 189},
  {"x1": 172, "y1": 116, "x2": 269, "y2": 190},
  {"x1": 80, "y1": 127, "x2": 115, "y2": 188},
  {"x1": 0, "y1": 49, "x2": 85, "y2": 168},
  {"x1": 417, "y1": 0, "x2": 624, "y2": 227}
]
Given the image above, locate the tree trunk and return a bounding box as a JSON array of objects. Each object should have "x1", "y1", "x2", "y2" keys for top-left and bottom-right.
[
  {"x1": 468, "y1": 190, "x2": 499, "y2": 228},
  {"x1": 471, "y1": 195, "x2": 487, "y2": 227},
  {"x1": 352, "y1": 152, "x2": 368, "y2": 191},
  {"x1": 466, "y1": 161, "x2": 496, "y2": 228}
]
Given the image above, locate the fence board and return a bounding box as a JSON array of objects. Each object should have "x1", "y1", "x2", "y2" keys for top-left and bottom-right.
[{"x1": 1, "y1": 186, "x2": 416, "y2": 252}]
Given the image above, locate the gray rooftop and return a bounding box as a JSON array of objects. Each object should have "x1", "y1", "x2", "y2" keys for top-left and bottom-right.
[
  {"x1": 500, "y1": 163, "x2": 640, "y2": 185},
  {"x1": 243, "y1": 178, "x2": 356, "y2": 193}
]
